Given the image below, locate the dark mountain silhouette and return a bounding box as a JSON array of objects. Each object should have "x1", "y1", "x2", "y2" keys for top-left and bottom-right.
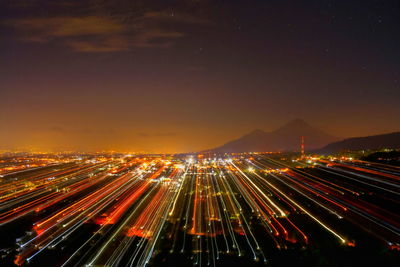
[
  {"x1": 209, "y1": 119, "x2": 339, "y2": 153},
  {"x1": 316, "y1": 132, "x2": 400, "y2": 154}
]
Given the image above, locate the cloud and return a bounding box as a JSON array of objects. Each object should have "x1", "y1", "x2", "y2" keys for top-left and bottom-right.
[
  {"x1": 6, "y1": 15, "x2": 130, "y2": 52},
  {"x1": 133, "y1": 29, "x2": 184, "y2": 48},
  {"x1": 67, "y1": 37, "x2": 129, "y2": 53},
  {"x1": 9, "y1": 16, "x2": 125, "y2": 37},
  {"x1": 5, "y1": 4, "x2": 208, "y2": 52}
]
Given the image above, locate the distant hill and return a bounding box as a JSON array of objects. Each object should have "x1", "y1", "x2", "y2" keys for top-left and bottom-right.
[
  {"x1": 209, "y1": 119, "x2": 339, "y2": 153},
  {"x1": 316, "y1": 132, "x2": 400, "y2": 154},
  {"x1": 361, "y1": 150, "x2": 400, "y2": 166}
]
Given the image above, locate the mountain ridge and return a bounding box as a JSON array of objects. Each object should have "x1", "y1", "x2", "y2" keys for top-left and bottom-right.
[
  {"x1": 315, "y1": 132, "x2": 400, "y2": 154},
  {"x1": 208, "y1": 119, "x2": 339, "y2": 153}
]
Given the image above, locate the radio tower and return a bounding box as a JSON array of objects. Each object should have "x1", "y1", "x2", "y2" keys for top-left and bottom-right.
[{"x1": 301, "y1": 136, "x2": 305, "y2": 158}]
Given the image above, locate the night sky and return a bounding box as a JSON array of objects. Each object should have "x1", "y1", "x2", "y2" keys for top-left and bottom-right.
[{"x1": 1, "y1": 0, "x2": 400, "y2": 153}]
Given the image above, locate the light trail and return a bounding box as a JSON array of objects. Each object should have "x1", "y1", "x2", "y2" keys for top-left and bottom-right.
[{"x1": 0, "y1": 153, "x2": 398, "y2": 266}]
